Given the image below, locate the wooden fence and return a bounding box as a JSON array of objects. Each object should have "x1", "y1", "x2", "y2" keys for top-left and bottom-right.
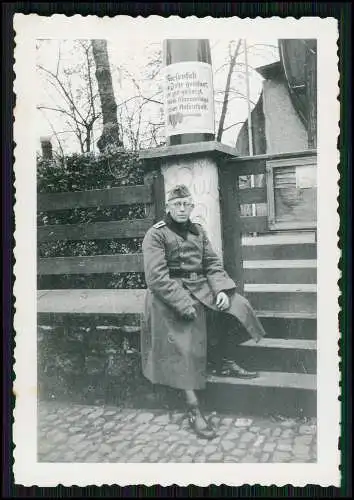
[
  {"x1": 36, "y1": 150, "x2": 318, "y2": 416},
  {"x1": 220, "y1": 150, "x2": 317, "y2": 325},
  {"x1": 219, "y1": 150, "x2": 317, "y2": 286},
  {"x1": 38, "y1": 150, "x2": 317, "y2": 323},
  {"x1": 37, "y1": 170, "x2": 164, "y2": 317}
]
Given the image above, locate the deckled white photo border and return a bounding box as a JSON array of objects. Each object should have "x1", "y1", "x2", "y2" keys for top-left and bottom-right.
[{"x1": 13, "y1": 14, "x2": 341, "y2": 487}]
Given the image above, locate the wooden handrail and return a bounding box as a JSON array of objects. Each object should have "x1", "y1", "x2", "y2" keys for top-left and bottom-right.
[
  {"x1": 38, "y1": 219, "x2": 153, "y2": 242},
  {"x1": 37, "y1": 184, "x2": 152, "y2": 212},
  {"x1": 38, "y1": 253, "x2": 144, "y2": 275}
]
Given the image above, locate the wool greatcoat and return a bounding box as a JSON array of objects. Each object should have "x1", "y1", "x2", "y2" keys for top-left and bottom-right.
[{"x1": 140, "y1": 215, "x2": 266, "y2": 390}]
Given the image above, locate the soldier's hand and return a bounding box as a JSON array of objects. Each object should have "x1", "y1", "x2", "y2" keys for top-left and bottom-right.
[
  {"x1": 216, "y1": 291, "x2": 230, "y2": 311},
  {"x1": 182, "y1": 306, "x2": 197, "y2": 321}
]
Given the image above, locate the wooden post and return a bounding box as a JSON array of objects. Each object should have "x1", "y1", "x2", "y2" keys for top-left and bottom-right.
[
  {"x1": 219, "y1": 163, "x2": 244, "y2": 293},
  {"x1": 306, "y1": 41, "x2": 317, "y2": 149},
  {"x1": 144, "y1": 166, "x2": 166, "y2": 223},
  {"x1": 151, "y1": 169, "x2": 166, "y2": 222},
  {"x1": 40, "y1": 136, "x2": 53, "y2": 160}
]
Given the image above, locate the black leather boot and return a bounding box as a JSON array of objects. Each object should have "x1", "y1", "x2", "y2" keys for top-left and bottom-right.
[
  {"x1": 187, "y1": 404, "x2": 217, "y2": 440},
  {"x1": 221, "y1": 359, "x2": 259, "y2": 379}
]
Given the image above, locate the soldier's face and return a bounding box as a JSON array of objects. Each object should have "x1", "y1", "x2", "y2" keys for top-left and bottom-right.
[{"x1": 167, "y1": 197, "x2": 194, "y2": 223}]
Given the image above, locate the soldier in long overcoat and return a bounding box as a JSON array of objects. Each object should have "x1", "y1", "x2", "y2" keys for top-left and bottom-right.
[{"x1": 141, "y1": 184, "x2": 266, "y2": 438}]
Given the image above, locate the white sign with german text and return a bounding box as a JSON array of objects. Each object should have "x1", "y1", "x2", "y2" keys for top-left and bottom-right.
[{"x1": 164, "y1": 61, "x2": 215, "y2": 136}]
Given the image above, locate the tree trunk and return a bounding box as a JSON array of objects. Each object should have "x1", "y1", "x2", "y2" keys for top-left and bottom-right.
[
  {"x1": 91, "y1": 39, "x2": 122, "y2": 152},
  {"x1": 85, "y1": 126, "x2": 92, "y2": 153}
]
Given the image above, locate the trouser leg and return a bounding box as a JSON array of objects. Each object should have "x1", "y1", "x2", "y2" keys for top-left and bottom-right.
[
  {"x1": 207, "y1": 298, "x2": 264, "y2": 378},
  {"x1": 206, "y1": 309, "x2": 229, "y2": 367},
  {"x1": 184, "y1": 389, "x2": 217, "y2": 439},
  {"x1": 185, "y1": 389, "x2": 198, "y2": 406},
  {"x1": 226, "y1": 292, "x2": 266, "y2": 342}
]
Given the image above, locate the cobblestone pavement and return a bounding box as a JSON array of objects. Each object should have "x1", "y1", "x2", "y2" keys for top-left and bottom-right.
[{"x1": 38, "y1": 401, "x2": 317, "y2": 463}]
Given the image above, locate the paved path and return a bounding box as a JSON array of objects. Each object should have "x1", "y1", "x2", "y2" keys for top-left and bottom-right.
[{"x1": 38, "y1": 401, "x2": 317, "y2": 463}]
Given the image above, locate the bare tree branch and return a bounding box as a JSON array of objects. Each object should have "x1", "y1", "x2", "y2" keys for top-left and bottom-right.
[
  {"x1": 37, "y1": 64, "x2": 86, "y2": 124},
  {"x1": 38, "y1": 107, "x2": 65, "y2": 159},
  {"x1": 37, "y1": 40, "x2": 104, "y2": 153},
  {"x1": 221, "y1": 121, "x2": 245, "y2": 133},
  {"x1": 217, "y1": 39, "x2": 242, "y2": 142}
]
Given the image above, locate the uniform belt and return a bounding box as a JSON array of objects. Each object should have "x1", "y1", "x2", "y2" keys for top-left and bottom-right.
[{"x1": 169, "y1": 269, "x2": 204, "y2": 279}]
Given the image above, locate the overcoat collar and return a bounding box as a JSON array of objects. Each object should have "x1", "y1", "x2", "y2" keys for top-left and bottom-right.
[{"x1": 164, "y1": 212, "x2": 200, "y2": 239}]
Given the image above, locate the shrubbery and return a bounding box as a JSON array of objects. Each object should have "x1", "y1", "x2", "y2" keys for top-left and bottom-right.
[
  {"x1": 37, "y1": 148, "x2": 144, "y2": 193},
  {"x1": 37, "y1": 148, "x2": 150, "y2": 405},
  {"x1": 37, "y1": 148, "x2": 147, "y2": 290}
]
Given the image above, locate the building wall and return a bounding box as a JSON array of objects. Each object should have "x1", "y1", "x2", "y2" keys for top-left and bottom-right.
[
  {"x1": 262, "y1": 78, "x2": 308, "y2": 155},
  {"x1": 235, "y1": 74, "x2": 314, "y2": 226},
  {"x1": 235, "y1": 92, "x2": 267, "y2": 156}
]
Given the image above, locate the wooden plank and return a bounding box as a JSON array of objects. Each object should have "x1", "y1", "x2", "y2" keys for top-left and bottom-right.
[
  {"x1": 205, "y1": 376, "x2": 316, "y2": 416},
  {"x1": 242, "y1": 232, "x2": 316, "y2": 245},
  {"x1": 37, "y1": 289, "x2": 146, "y2": 314},
  {"x1": 257, "y1": 315, "x2": 317, "y2": 340},
  {"x1": 241, "y1": 216, "x2": 268, "y2": 233},
  {"x1": 38, "y1": 185, "x2": 152, "y2": 212},
  {"x1": 140, "y1": 140, "x2": 237, "y2": 160},
  {"x1": 247, "y1": 291, "x2": 317, "y2": 314},
  {"x1": 240, "y1": 338, "x2": 317, "y2": 350},
  {"x1": 219, "y1": 165, "x2": 244, "y2": 290},
  {"x1": 233, "y1": 340, "x2": 317, "y2": 374},
  {"x1": 37, "y1": 219, "x2": 153, "y2": 242},
  {"x1": 144, "y1": 170, "x2": 166, "y2": 222},
  {"x1": 243, "y1": 259, "x2": 317, "y2": 268},
  {"x1": 256, "y1": 310, "x2": 317, "y2": 319},
  {"x1": 245, "y1": 283, "x2": 316, "y2": 292},
  {"x1": 38, "y1": 254, "x2": 144, "y2": 275},
  {"x1": 226, "y1": 149, "x2": 317, "y2": 166},
  {"x1": 239, "y1": 187, "x2": 267, "y2": 204},
  {"x1": 231, "y1": 158, "x2": 266, "y2": 176},
  {"x1": 207, "y1": 371, "x2": 316, "y2": 390},
  {"x1": 244, "y1": 267, "x2": 317, "y2": 284},
  {"x1": 242, "y1": 243, "x2": 317, "y2": 260}
]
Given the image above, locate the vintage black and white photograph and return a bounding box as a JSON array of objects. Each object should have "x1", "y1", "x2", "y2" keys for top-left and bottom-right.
[{"x1": 13, "y1": 15, "x2": 340, "y2": 486}]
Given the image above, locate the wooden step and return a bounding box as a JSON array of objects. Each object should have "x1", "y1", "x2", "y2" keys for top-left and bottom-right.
[
  {"x1": 245, "y1": 284, "x2": 317, "y2": 316},
  {"x1": 207, "y1": 371, "x2": 316, "y2": 390},
  {"x1": 241, "y1": 338, "x2": 316, "y2": 350},
  {"x1": 245, "y1": 283, "x2": 317, "y2": 293},
  {"x1": 244, "y1": 268, "x2": 317, "y2": 284},
  {"x1": 203, "y1": 371, "x2": 317, "y2": 417},
  {"x1": 242, "y1": 232, "x2": 316, "y2": 246},
  {"x1": 243, "y1": 259, "x2": 317, "y2": 268},
  {"x1": 256, "y1": 310, "x2": 317, "y2": 319},
  {"x1": 243, "y1": 259, "x2": 317, "y2": 284},
  {"x1": 257, "y1": 315, "x2": 317, "y2": 341},
  {"x1": 246, "y1": 291, "x2": 317, "y2": 315},
  {"x1": 235, "y1": 338, "x2": 317, "y2": 374},
  {"x1": 242, "y1": 243, "x2": 316, "y2": 261},
  {"x1": 123, "y1": 370, "x2": 317, "y2": 417}
]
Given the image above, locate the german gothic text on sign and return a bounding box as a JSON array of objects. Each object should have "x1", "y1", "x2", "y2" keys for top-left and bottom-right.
[{"x1": 164, "y1": 61, "x2": 215, "y2": 137}]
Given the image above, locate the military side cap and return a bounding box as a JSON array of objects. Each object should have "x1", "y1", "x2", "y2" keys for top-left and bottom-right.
[{"x1": 167, "y1": 184, "x2": 192, "y2": 202}]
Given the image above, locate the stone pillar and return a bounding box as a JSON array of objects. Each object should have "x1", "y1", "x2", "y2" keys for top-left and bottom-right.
[
  {"x1": 161, "y1": 155, "x2": 222, "y2": 257},
  {"x1": 40, "y1": 136, "x2": 53, "y2": 160},
  {"x1": 140, "y1": 142, "x2": 237, "y2": 261}
]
